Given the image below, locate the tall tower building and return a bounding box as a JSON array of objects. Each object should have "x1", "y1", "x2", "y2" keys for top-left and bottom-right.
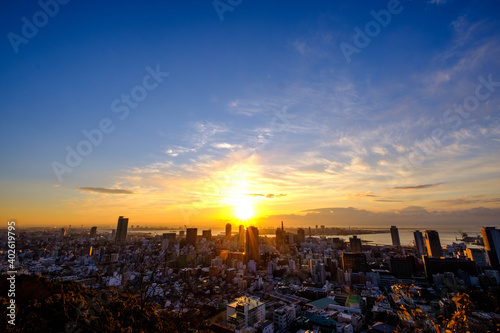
[
  {"x1": 202, "y1": 229, "x2": 212, "y2": 240},
  {"x1": 245, "y1": 226, "x2": 260, "y2": 264},
  {"x1": 238, "y1": 225, "x2": 245, "y2": 248},
  {"x1": 90, "y1": 226, "x2": 97, "y2": 238},
  {"x1": 297, "y1": 228, "x2": 306, "y2": 243},
  {"x1": 482, "y1": 227, "x2": 500, "y2": 269},
  {"x1": 413, "y1": 230, "x2": 426, "y2": 257},
  {"x1": 276, "y1": 226, "x2": 285, "y2": 250},
  {"x1": 350, "y1": 236, "x2": 362, "y2": 253},
  {"x1": 226, "y1": 223, "x2": 232, "y2": 240},
  {"x1": 186, "y1": 228, "x2": 198, "y2": 248},
  {"x1": 115, "y1": 216, "x2": 129, "y2": 244},
  {"x1": 390, "y1": 226, "x2": 401, "y2": 247},
  {"x1": 466, "y1": 248, "x2": 489, "y2": 267},
  {"x1": 424, "y1": 230, "x2": 442, "y2": 258}
]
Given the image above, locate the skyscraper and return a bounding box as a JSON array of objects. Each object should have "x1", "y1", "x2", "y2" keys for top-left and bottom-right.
[
  {"x1": 226, "y1": 223, "x2": 232, "y2": 240},
  {"x1": 424, "y1": 230, "x2": 442, "y2": 258},
  {"x1": 245, "y1": 226, "x2": 260, "y2": 264},
  {"x1": 162, "y1": 232, "x2": 177, "y2": 245},
  {"x1": 238, "y1": 225, "x2": 245, "y2": 248},
  {"x1": 202, "y1": 229, "x2": 212, "y2": 240},
  {"x1": 276, "y1": 222, "x2": 285, "y2": 250},
  {"x1": 482, "y1": 227, "x2": 500, "y2": 269},
  {"x1": 350, "y1": 236, "x2": 362, "y2": 253},
  {"x1": 466, "y1": 248, "x2": 488, "y2": 267},
  {"x1": 90, "y1": 226, "x2": 97, "y2": 238},
  {"x1": 414, "y1": 230, "x2": 426, "y2": 257},
  {"x1": 115, "y1": 216, "x2": 128, "y2": 244},
  {"x1": 390, "y1": 226, "x2": 401, "y2": 247},
  {"x1": 297, "y1": 228, "x2": 306, "y2": 243},
  {"x1": 186, "y1": 228, "x2": 197, "y2": 248}
]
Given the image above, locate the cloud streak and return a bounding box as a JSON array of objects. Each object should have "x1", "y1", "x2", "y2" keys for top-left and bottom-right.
[
  {"x1": 390, "y1": 183, "x2": 442, "y2": 190},
  {"x1": 248, "y1": 193, "x2": 287, "y2": 199},
  {"x1": 77, "y1": 187, "x2": 134, "y2": 195}
]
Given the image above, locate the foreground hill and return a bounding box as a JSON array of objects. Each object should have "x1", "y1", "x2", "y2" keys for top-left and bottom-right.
[{"x1": 0, "y1": 274, "x2": 209, "y2": 333}]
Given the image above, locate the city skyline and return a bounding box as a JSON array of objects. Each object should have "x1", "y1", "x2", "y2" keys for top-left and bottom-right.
[{"x1": 1, "y1": 1, "x2": 500, "y2": 227}]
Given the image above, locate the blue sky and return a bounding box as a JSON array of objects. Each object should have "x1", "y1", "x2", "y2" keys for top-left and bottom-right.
[{"x1": 1, "y1": 0, "x2": 499, "y2": 227}]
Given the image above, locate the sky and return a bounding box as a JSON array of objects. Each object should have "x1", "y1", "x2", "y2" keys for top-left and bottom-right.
[{"x1": 1, "y1": 0, "x2": 500, "y2": 229}]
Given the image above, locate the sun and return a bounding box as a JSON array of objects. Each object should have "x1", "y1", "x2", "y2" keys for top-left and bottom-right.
[{"x1": 230, "y1": 195, "x2": 255, "y2": 220}]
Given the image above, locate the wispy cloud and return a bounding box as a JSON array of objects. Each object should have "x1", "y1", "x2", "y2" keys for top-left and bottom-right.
[
  {"x1": 166, "y1": 146, "x2": 195, "y2": 157},
  {"x1": 247, "y1": 193, "x2": 287, "y2": 199},
  {"x1": 77, "y1": 187, "x2": 134, "y2": 194},
  {"x1": 211, "y1": 142, "x2": 240, "y2": 149},
  {"x1": 228, "y1": 100, "x2": 282, "y2": 116},
  {"x1": 347, "y1": 193, "x2": 378, "y2": 199},
  {"x1": 431, "y1": 195, "x2": 500, "y2": 206},
  {"x1": 428, "y1": 0, "x2": 446, "y2": 5},
  {"x1": 390, "y1": 183, "x2": 442, "y2": 190},
  {"x1": 292, "y1": 40, "x2": 313, "y2": 55},
  {"x1": 373, "y1": 199, "x2": 405, "y2": 203}
]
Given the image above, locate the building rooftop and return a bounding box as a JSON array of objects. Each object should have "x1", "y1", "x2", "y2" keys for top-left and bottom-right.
[
  {"x1": 307, "y1": 297, "x2": 338, "y2": 309},
  {"x1": 307, "y1": 314, "x2": 336, "y2": 328},
  {"x1": 371, "y1": 322, "x2": 398, "y2": 332},
  {"x1": 227, "y1": 296, "x2": 264, "y2": 311}
]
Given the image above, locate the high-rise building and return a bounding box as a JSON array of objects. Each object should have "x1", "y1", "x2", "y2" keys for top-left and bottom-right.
[
  {"x1": 202, "y1": 229, "x2": 212, "y2": 240},
  {"x1": 342, "y1": 252, "x2": 367, "y2": 272},
  {"x1": 226, "y1": 223, "x2": 232, "y2": 240},
  {"x1": 297, "y1": 228, "x2": 306, "y2": 243},
  {"x1": 390, "y1": 256, "x2": 417, "y2": 278},
  {"x1": 276, "y1": 228, "x2": 285, "y2": 250},
  {"x1": 245, "y1": 226, "x2": 260, "y2": 264},
  {"x1": 424, "y1": 230, "x2": 442, "y2": 258},
  {"x1": 414, "y1": 230, "x2": 426, "y2": 257},
  {"x1": 227, "y1": 296, "x2": 266, "y2": 330},
  {"x1": 115, "y1": 216, "x2": 129, "y2": 244},
  {"x1": 238, "y1": 225, "x2": 245, "y2": 248},
  {"x1": 90, "y1": 226, "x2": 97, "y2": 238},
  {"x1": 390, "y1": 226, "x2": 401, "y2": 247},
  {"x1": 274, "y1": 305, "x2": 296, "y2": 333},
  {"x1": 482, "y1": 227, "x2": 500, "y2": 269},
  {"x1": 422, "y1": 256, "x2": 478, "y2": 278},
  {"x1": 350, "y1": 236, "x2": 362, "y2": 253},
  {"x1": 186, "y1": 228, "x2": 197, "y2": 248},
  {"x1": 466, "y1": 248, "x2": 488, "y2": 267},
  {"x1": 162, "y1": 232, "x2": 177, "y2": 244},
  {"x1": 60, "y1": 228, "x2": 66, "y2": 237}
]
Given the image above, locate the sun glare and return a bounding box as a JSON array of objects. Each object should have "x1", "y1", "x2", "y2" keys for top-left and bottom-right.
[{"x1": 230, "y1": 195, "x2": 255, "y2": 220}]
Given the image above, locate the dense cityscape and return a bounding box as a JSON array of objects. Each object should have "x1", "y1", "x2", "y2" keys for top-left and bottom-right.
[
  {"x1": 1, "y1": 218, "x2": 499, "y2": 332},
  {"x1": 2, "y1": 1, "x2": 500, "y2": 332}
]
